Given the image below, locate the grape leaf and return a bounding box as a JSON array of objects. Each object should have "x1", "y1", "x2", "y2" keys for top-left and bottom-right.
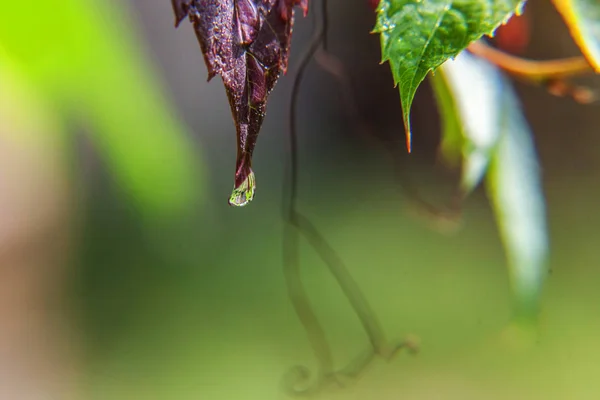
[
  {"x1": 172, "y1": 0, "x2": 308, "y2": 206},
  {"x1": 551, "y1": 0, "x2": 600, "y2": 72},
  {"x1": 374, "y1": 0, "x2": 525, "y2": 151},
  {"x1": 432, "y1": 52, "x2": 548, "y2": 321}
]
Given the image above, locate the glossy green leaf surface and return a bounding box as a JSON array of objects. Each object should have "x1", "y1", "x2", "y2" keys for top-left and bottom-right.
[{"x1": 375, "y1": 0, "x2": 524, "y2": 150}]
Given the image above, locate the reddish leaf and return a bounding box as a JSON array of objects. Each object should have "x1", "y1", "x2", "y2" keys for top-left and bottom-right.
[{"x1": 172, "y1": 0, "x2": 308, "y2": 206}]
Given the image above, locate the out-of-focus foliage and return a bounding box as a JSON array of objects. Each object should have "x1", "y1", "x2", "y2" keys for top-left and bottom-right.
[
  {"x1": 552, "y1": 0, "x2": 600, "y2": 71},
  {"x1": 486, "y1": 86, "x2": 548, "y2": 322},
  {"x1": 375, "y1": 0, "x2": 599, "y2": 323},
  {"x1": 0, "y1": 0, "x2": 201, "y2": 216},
  {"x1": 0, "y1": 1, "x2": 597, "y2": 399},
  {"x1": 374, "y1": 0, "x2": 524, "y2": 150},
  {"x1": 0, "y1": 46, "x2": 65, "y2": 157},
  {"x1": 431, "y1": 52, "x2": 548, "y2": 321},
  {"x1": 431, "y1": 56, "x2": 503, "y2": 194}
]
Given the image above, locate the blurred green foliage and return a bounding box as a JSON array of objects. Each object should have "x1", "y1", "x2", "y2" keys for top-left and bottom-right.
[
  {"x1": 1, "y1": 2, "x2": 598, "y2": 399},
  {"x1": 0, "y1": 0, "x2": 201, "y2": 216},
  {"x1": 432, "y1": 53, "x2": 548, "y2": 322},
  {"x1": 79, "y1": 165, "x2": 600, "y2": 400}
]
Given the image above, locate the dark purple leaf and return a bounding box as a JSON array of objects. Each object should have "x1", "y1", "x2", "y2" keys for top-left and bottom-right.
[{"x1": 172, "y1": 0, "x2": 308, "y2": 206}]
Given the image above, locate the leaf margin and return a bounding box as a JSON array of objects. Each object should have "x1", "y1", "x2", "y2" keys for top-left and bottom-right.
[
  {"x1": 551, "y1": 0, "x2": 600, "y2": 72},
  {"x1": 374, "y1": 0, "x2": 526, "y2": 151}
]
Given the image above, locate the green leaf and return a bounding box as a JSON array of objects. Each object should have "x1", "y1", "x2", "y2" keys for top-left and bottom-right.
[
  {"x1": 430, "y1": 69, "x2": 464, "y2": 168},
  {"x1": 432, "y1": 52, "x2": 548, "y2": 321},
  {"x1": 0, "y1": 1, "x2": 201, "y2": 217},
  {"x1": 431, "y1": 52, "x2": 505, "y2": 194},
  {"x1": 374, "y1": 0, "x2": 524, "y2": 151},
  {"x1": 487, "y1": 83, "x2": 548, "y2": 322},
  {"x1": 552, "y1": 0, "x2": 600, "y2": 72}
]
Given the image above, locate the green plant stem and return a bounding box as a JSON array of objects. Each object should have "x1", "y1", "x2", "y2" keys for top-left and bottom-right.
[{"x1": 281, "y1": 0, "x2": 413, "y2": 395}]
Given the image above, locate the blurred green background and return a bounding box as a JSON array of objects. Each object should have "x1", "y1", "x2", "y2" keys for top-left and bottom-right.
[{"x1": 0, "y1": 1, "x2": 599, "y2": 399}]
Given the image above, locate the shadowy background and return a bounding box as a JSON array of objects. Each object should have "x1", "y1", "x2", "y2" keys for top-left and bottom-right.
[{"x1": 0, "y1": 1, "x2": 599, "y2": 399}]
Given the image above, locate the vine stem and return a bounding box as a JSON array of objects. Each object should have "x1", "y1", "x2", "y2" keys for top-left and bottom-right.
[
  {"x1": 467, "y1": 40, "x2": 597, "y2": 103},
  {"x1": 467, "y1": 40, "x2": 593, "y2": 81},
  {"x1": 281, "y1": 0, "x2": 413, "y2": 395},
  {"x1": 281, "y1": 1, "x2": 337, "y2": 394}
]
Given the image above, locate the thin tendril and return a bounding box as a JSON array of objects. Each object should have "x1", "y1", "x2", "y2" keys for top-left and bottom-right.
[
  {"x1": 281, "y1": 0, "x2": 415, "y2": 396},
  {"x1": 282, "y1": 1, "x2": 333, "y2": 395}
]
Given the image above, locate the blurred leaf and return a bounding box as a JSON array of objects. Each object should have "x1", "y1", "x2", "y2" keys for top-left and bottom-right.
[
  {"x1": 430, "y1": 69, "x2": 464, "y2": 168},
  {"x1": 0, "y1": 1, "x2": 201, "y2": 217},
  {"x1": 433, "y1": 51, "x2": 548, "y2": 321},
  {"x1": 552, "y1": 0, "x2": 600, "y2": 72},
  {"x1": 0, "y1": 46, "x2": 66, "y2": 155},
  {"x1": 374, "y1": 0, "x2": 524, "y2": 151},
  {"x1": 486, "y1": 80, "x2": 548, "y2": 321},
  {"x1": 431, "y1": 51, "x2": 505, "y2": 194}
]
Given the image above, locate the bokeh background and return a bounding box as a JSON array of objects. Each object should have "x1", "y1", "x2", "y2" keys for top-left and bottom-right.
[{"x1": 0, "y1": 1, "x2": 599, "y2": 399}]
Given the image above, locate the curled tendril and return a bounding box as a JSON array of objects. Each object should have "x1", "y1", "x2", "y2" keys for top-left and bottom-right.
[
  {"x1": 281, "y1": 338, "x2": 420, "y2": 397},
  {"x1": 281, "y1": 365, "x2": 328, "y2": 396},
  {"x1": 281, "y1": 0, "x2": 420, "y2": 396}
]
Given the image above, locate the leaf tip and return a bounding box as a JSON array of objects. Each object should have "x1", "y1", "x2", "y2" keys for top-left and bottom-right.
[
  {"x1": 402, "y1": 109, "x2": 412, "y2": 153},
  {"x1": 172, "y1": 0, "x2": 190, "y2": 27}
]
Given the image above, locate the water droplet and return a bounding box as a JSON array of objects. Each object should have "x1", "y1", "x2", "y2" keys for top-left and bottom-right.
[{"x1": 228, "y1": 170, "x2": 256, "y2": 207}]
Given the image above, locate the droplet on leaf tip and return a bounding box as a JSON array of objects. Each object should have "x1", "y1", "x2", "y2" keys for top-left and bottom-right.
[
  {"x1": 403, "y1": 125, "x2": 412, "y2": 153},
  {"x1": 228, "y1": 170, "x2": 256, "y2": 207}
]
